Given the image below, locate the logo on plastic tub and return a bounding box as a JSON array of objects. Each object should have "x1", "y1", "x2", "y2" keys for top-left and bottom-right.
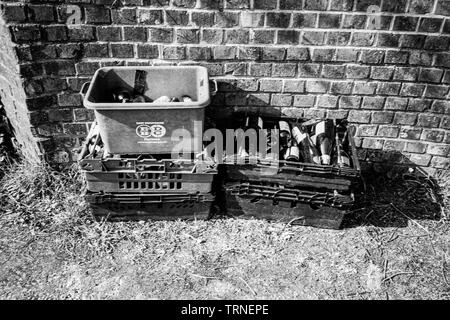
[{"x1": 136, "y1": 122, "x2": 167, "y2": 143}]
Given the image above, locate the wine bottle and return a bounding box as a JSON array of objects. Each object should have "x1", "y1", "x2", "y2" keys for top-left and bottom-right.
[
  {"x1": 292, "y1": 126, "x2": 321, "y2": 164},
  {"x1": 279, "y1": 120, "x2": 291, "y2": 149},
  {"x1": 315, "y1": 120, "x2": 334, "y2": 165},
  {"x1": 113, "y1": 89, "x2": 131, "y2": 103},
  {"x1": 133, "y1": 70, "x2": 147, "y2": 96},
  {"x1": 333, "y1": 129, "x2": 351, "y2": 167},
  {"x1": 284, "y1": 139, "x2": 300, "y2": 162}
]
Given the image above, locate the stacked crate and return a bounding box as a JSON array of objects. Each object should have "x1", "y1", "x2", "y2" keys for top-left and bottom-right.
[
  {"x1": 79, "y1": 122, "x2": 217, "y2": 221},
  {"x1": 218, "y1": 115, "x2": 363, "y2": 229},
  {"x1": 78, "y1": 66, "x2": 218, "y2": 221}
]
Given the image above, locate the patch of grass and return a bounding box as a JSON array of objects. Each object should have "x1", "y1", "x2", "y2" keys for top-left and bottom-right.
[{"x1": 0, "y1": 160, "x2": 449, "y2": 299}]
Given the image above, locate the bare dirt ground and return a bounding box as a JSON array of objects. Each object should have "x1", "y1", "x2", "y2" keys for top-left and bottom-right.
[{"x1": 0, "y1": 162, "x2": 449, "y2": 300}]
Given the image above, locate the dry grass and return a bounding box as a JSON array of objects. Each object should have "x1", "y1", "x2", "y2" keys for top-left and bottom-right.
[{"x1": 0, "y1": 160, "x2": 449, "y2": 299}]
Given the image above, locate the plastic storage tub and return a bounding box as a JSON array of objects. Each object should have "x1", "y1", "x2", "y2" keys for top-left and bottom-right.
[{"x1": 81, "y1": 66, "x2": 215, "y2": 155}]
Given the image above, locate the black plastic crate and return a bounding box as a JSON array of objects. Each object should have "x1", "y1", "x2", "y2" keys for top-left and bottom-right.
[
  {"x1": 224, "y1": 193, "x2": 348, "y2": 230},
  {"x1": 79, "y1": 122, "x2": 217, "y2": 193},
  {"x1": 218, "y1": 115, "x2": 362, "y2": 192},
  {"x1": 220, "y1": 181, "x2": 356, "y2": 229},
  {"x1": 86, "y1": 192, "x2": 214, "y2": 221}
]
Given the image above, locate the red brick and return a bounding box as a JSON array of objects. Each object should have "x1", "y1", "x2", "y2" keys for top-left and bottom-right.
[
  {"x1": 2, "y1": 4, "x2": 27, "y2": 22},
  {"x1": 327, "y1": 32, "x2": 351, "y2": 46},
  {"x1": 224, "y1": 63, "x2": 247, "y2": 76},
  {"x1": 192, "y1": 12, "x2": 215, "y2": 27},
  {"x1": 254, "y1": 0, "x2": 277, "y2": 9},
  {"x1": 225, "y1": 29, "x2": 249, "y2": 44},
  {"x1": 277, "y1": 30, "x2": 300, "y2": 45},
  {"x1": 327, "y1": 110, "x2": 349, "y2": 119},
  {"x1": 293, "y1": 95, "x2": 315, "y2": 107},
  {"x1": 238, "y1": 47, "x2": 261, "y2": 60},
  {"x1": 271, "y1": 94, "x2": 292, "y2": 107},
  {"x1": 162, "y1": 46, "x2": 186, "y2": 59},
  {"x1": 177, "y1": 28, "x2": 200, "y2": 43},
  {"x1": 348, "y1": 110, "x2": 371, "y2": 123},
  {"x1": 150, "y1": 28, "x2": 174, "y2": 43},
  {"x1": 335, "y1": 49, "x2": 358, "y2": 62},
  {"x1": 302, "y1": 31, "x2": 326, "y2": 46},
  {"x1": 57, "y1": 93, "x2": 82, "y2": 107},
  {"x1": 306, "y1": 80, "x2": 329, "y2": 93},
  {"x1": 383, "y1": 140, "x2": 406, "y2": 151},
  {"x1": 376, "y1": 83, "x2": 401, "y2": 95},
  {"x1": 421, "y1": 129, "x2": 445, "y2": 143},
  {"x1": 377, "y1": 125, "x2": 399, "y2": 138},
  {"x1": 405, "y1": 142, "x2": 427, "y2": 154},
  {"x1": 124, "y1": 27, "x2": 148, "y2": 42},
  {"x1": 111, "y1": 44, "x2": 134, "y2": 58},
  {"x1": 424, "y1": 85, "x2": 449, "y2": 98},
  {"x1": 427, "y1": 144, "x2": 450, "y2": 157},
  {"x1": 11, "y1": 25, "x2": 41, "y2": 42},
  {"x1": 409, "y1": 154, "x2": 432, "y2": 166},
  {"x1": 286, "y1": 48, "x2": 309, "y2": 61},
  {"x1": 371, "y1": 66, "x2": 394, "y2": 80},
  {"x1": 400, "y1": 127, "x2": 422, "y2": 140},
  {"x1": 316, "y1": 95, "x2": 338, "y2": 109},
  {"x1": 215, "y1": 12, "x2": 239, "y2": 27},
  {"x1": 68, "y1": 26, "x2": 95, "y2": 41},
  {"x1": 331, "y1": 81, "x2": 353, "y2": 94},
  {"x1": 252, "y1": 30, "x2": 275, "y2": 44},
  {"x1": 385, "y1": 97, "x2": 408, "y2": 110},
  {"x1": 262, "y1": 48, "x2": 285, "y2": 61},
  {"x1": 213, "y1": 46, "x2": 237, "y2": 60},
  {"x1": 298, "y1": 64, "x2": 321, "y2": 77},
  {"x1": 292, "y1": 13, "x2": 317, "y2": 28},
  {"x1": 272, "y1": 63, "x2": 296, "y2": 77},
  {"x1": 353, "y1": 82, "x2": 376, "y2": 95},
  {"x1": 83, "y1": 43, "x2": 109, "y2": 58},
  {"x1": 393, "y1": 113, "x2": 417, "y2": 125},
  {"x1": 249, "y1": 63, "x2": 271, "y2": 77},
  {"x1": 312, "y1": 49, "x2": 335, "y2": 62},
  {"x1": 371, "y1": 111, "x2": 394, "y2": 124},
  {"x1": 173, "y1": 0, "x2": 197, "y2": 8},
  {"x1": 27, "y1": 5, "x2": 55, "y2": 22},
  {"x1": 340, "y1": 96, "x2": 362, "y2": 109},
  {"x1": 260, "y1": 79, "x2": 283, "y2": 92},
  {"x1": 283, "y1": 80, "x2": 305, "y2": 93},
  {"x1": 362, "y1": 138, "x2": 384, "y2": 150},
  {"x1": 137, "y1": 44, "x2": 159, "y2": 59},
  {"x1": 362, "y1": 97, "x2": 385, "y2": 110},
  {"x1": 304, "y1": 109, "x2": 327, "y2": 119},
  {"x1": 400, "y1": 83, "x2": 425, "y2": 97},
  {"x1": 75, "y1": 61, "x2": 100, "y2": 76},
  {"x1": 430, "y1": 156, "x2": 449, "y2": 169},
  {"x1": 85, "y1": 6, "x2": 111, "y2": 24}
]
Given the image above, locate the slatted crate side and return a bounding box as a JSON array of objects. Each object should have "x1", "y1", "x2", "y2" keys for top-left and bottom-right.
[
  {"x1": 224, "y1": 194, "x2": 346, "y2": 230},
  {"x1": 224, "y1": 181, "x2": 355, "y2": 210},
  {"x1": 86, "y1": 192, "x2": 214, "y2": 221},
  {"x1": 80, "y1": 156, "x2": 200, "y2": 173},
  {"x1": 84, "y1": 171, "x2": 215, "y2": 193},
  {"x1": 224, "y1": 164, "x2": 356, "y2": 192}
]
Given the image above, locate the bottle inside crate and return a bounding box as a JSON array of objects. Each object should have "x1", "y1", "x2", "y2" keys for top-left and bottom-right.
[{"x1": 230, "y1": 114, "x2": 354, "y2": 168}]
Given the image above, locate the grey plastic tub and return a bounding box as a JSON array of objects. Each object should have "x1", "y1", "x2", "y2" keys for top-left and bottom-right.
[{"x1": 81, "y1": 66, "x2": 215, "y2": 155}]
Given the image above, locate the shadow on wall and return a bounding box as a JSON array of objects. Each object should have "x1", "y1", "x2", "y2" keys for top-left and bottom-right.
[{"x1": 205, "y1": 81, "x2": 445, "y2": 229}]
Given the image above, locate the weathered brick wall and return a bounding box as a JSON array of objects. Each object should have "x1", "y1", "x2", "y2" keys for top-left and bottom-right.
[{"x1": 0, "y1": 0, "x2": 449, "y2": 171}]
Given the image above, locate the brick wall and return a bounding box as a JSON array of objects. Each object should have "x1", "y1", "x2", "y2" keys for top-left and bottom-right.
[{"x1": 0, "y1": 0, "x2": 449, "y2": 171}]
